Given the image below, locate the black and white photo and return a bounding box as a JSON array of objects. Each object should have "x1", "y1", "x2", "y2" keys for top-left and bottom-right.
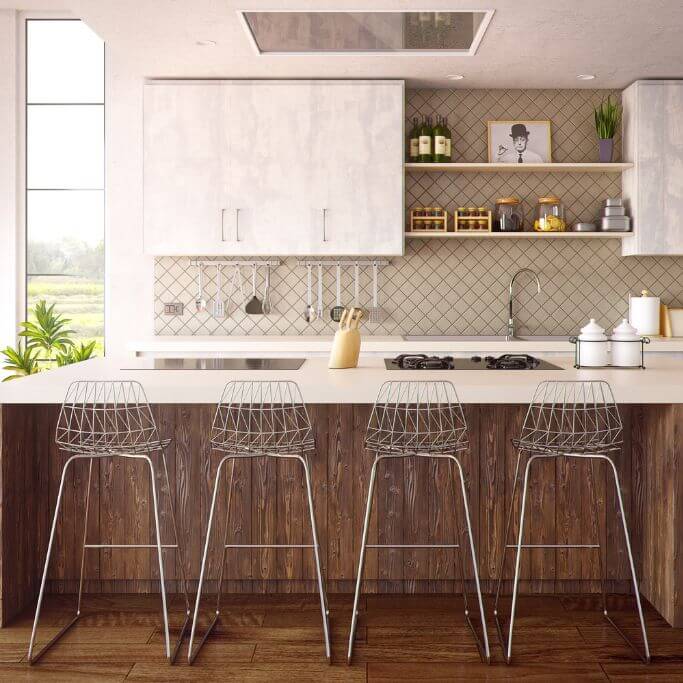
[{"x1": 487, "y1": 120, "x2": 552, "y2": 163}]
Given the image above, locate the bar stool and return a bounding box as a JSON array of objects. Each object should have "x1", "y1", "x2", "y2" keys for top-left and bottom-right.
[
  {"x1": 188, "y1": 381, "x2": 331, "y2": 664},
  {"x1": 28, "y1": 381, "x2": 190, "y2": 664},
  {"x1": 494, "y1": 380, "x2": 650, "y2": 664},
  {"x1": 347, "y1": 381, "x2": 490, "y2": 664}
]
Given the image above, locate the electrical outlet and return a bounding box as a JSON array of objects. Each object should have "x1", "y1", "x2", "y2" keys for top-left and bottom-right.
[{"x1": 163, "y1": 302, "x2": 184, "y2": 316}]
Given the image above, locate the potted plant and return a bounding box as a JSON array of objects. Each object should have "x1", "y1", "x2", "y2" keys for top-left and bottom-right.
[{"x1": 594, "y1": 95, "x2": 621, "y2": 162}]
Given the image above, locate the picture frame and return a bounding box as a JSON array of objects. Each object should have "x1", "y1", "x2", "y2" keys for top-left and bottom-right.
[{"x1": 487, "y1": 120, "x2": 552, "y2": 163}]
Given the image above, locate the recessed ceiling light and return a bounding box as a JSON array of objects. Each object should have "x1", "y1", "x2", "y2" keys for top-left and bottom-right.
[
  {"x1": 446, "y1": 74, "x2": 465, "y2": 80},
  {"x1": 576, "y1": 74, "x2": 595, "y2": 80},
  {"x1": 196, "y1": 39, "x2": 216, "y2": 46}
]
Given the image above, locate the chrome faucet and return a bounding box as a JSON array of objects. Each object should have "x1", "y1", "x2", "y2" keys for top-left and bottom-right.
[{"x1": 507, "y1": 268, "x2": 541, "y2": 341}]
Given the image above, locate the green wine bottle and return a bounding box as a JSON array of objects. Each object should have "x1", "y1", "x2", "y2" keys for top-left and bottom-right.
[
  {"x1": 443, "y1": 115, "x2": 452, "y2": 161},
  {"x1": 418, "y1": 116, "x2": 432, "y2": 163},
  {"x1": 433, "y1": 115, "x2": 446, "y2": 163},
  {"x1": 408, "y1": 116, "x2": 420, "y2": 162}
]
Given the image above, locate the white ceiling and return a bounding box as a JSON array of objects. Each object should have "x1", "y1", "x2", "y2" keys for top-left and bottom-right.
[{"x1": 3, "y1": 0, "x2": 683, "y2": 88}]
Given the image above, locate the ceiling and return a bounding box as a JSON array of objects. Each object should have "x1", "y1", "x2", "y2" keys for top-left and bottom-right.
[{"x1": 3, "y1": 0, "x2": 682, "y2": 88}]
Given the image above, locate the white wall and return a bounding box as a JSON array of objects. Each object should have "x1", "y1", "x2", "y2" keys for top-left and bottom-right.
[{"x1": 0, "y1": 9, "x2": 19, "y2": 350}]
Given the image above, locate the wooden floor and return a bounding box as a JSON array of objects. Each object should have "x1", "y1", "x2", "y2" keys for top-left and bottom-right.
[{"x1": 0, "y1": 594, "x2": 681, "y2": 681}]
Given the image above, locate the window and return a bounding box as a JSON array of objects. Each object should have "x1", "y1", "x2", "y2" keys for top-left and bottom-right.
[{"x1": 25, "y1": 19, "x2": 105, "y2": 353}]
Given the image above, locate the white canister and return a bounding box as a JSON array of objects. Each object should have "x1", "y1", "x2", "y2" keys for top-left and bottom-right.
[
  {"x1": 578, "y1": 318, "x2": 608, "y2": 367},
  {"x1": 610, "y1": 318, "x2": 642, "y2": 367},
  {"x1": 629, "y1": 289, "x2": 660, "y2": 336}
]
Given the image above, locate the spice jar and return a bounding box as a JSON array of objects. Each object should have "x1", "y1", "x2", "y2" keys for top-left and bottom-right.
[
  {"x1": 534, "y1": 196, "x2": 566, "y2": 232},
  {"x1": 413, "y1": 218, "x2": 425, "y2": 231},
  {"x1": 495, "y1": 197, "x2": 523, "y2": 232},
  {"x1": 456, "y1": 207, "x2": 467, "y2": 218},
  {"x1": 413, "y1": 207, "x2": 426, "y2": 217}
]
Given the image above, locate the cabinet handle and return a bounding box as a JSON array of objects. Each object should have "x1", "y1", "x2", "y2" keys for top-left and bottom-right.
[
  {"x1": 220, "y1": 209, "x2": 226, "y2": 241},
  {"x1": 235, "y1": 208, "x2": 241, "y2": 242},
  {"x1": 322, "y1": 208, "x2": 328, "y2": 242}
]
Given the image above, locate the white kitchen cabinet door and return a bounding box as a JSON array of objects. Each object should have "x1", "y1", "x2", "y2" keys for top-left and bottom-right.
[
  {"x1": 311, "y1": 82, "x2": 404, "y2": 255},
  {"x1": 622, "y1": 81, "x2": 683, "y2": 256},
  {"x1": 143, "y1": 83, "x2": 229, "y2": 255}
]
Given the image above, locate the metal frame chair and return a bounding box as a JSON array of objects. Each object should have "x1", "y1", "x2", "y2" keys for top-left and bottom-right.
[
  {"x1": 188, "y1": 381, "x2": 331, "y2": 664},
  {"x1": 347, "y1": 381, "x2": 490, "y2": 664},
  {"x1": 28, "y1": 381, "x2": 190, "y2": 665},
  {"x1": 494, "y1": 380, "x2": 650, "y2": 664}
]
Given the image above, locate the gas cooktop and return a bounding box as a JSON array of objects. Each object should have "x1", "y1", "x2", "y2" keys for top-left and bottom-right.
[{"x1": 385, "y1": 354, "x2": 563, "y2": 371}]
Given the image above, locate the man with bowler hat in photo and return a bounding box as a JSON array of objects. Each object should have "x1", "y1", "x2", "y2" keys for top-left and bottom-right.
[{"x1": 496, "y1": 123, "x2": 543, "y2": 163}]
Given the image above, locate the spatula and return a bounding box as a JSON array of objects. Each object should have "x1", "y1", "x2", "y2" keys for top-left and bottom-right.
[{"x1": 245, "y1": 264, "x2": 263, "y2": 315}]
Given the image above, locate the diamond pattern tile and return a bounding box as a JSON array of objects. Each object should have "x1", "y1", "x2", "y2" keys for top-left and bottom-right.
[{"x1": 154, "y1": 89, "x2": 683, "y2": 338}]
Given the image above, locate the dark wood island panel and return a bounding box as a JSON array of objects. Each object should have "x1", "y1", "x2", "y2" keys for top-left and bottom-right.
[{"x1": 1, "y1": 403, "x2": 681, "y2": 626}]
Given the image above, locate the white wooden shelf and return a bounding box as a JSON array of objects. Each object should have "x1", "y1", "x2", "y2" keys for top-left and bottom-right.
[
  {"x1": 405, "y1": 231, "x2": 632, "y2": 240},
  {"x1": 405, "y1": 162, "x2": 633, "y2": 173}
]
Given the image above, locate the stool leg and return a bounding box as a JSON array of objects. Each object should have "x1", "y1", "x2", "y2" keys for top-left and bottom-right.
[
  {"x1": 586, "y1": 457, "x2": 608, "y2": 615},
  {"x1": 298, "y1": 454, "x2": 331, "y2": 662},
  {"x1": 449, "y1": 456, "x2": 490, "y2": 663},
  {"x1": 189, "y1": 456, "x2": 230, "y2": 664},
  {"x1": 77, "y1": 458, "x2": 94, "y2": 615},
  {"x1": 347, "y1": 454, "x2": 380, "y2": 664},
  {"x1": 601, "y1": 455, "x2": 651, "y2": 663},
  {"x1": 28, "y1": 455, "x2": 81, "y2": 664}
]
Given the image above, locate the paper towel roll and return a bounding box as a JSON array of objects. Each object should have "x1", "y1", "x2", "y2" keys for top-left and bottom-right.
[{"x1": 629, "y1": 290, "x2": 660, "y2": 335}]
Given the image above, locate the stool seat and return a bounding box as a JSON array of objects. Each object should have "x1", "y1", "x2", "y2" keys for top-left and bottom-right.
[
  {"x1": 512, "y1": 436, "x2": 621, "y2": 456},
  {"x1": 58, "y1": 437, "x2": 173, "y2": 456}
]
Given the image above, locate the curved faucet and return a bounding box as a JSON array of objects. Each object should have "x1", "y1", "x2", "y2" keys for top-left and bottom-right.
[{"x1": 507, "y1": 268, "x2": 541, "y2": 341}]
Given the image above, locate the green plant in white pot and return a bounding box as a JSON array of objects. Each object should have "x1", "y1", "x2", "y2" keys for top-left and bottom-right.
[{"x1": 594, "y1": 95, "x2": 621, "y2": 162}]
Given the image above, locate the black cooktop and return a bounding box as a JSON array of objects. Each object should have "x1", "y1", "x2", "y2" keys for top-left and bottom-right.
[{"x1": 385, "y1": 354, "x2": 563, "y2": 371}]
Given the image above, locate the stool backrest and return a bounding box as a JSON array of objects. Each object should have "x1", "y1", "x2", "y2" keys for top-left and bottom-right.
[
  {"x1": 56, "y1": 381, "x2": 159, "y2": 453},
  {"x1": 520, "y1": 380, "x2": 622, "y2": 452},
  {"x1": 365, "y1": 381, "x2": 467, "y2": 454},
  {"x1": 211, "y1": 381, "x2": 313, "y2": 454}
]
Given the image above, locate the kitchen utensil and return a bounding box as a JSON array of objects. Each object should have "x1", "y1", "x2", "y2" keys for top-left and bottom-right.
[
  {"x1": 577, "y1": 318, "x2": 608, "y2": 366},
  {"x1": 304, "y1": 264, "x2": 317, "y2": 323},
  {"x1": 610, "y1": 318, "x2": 643, "y2": 367},
  {"x1": 195, "y1": 264, "x2": 208, "y2": 313},
  {"x1": 227, "y1": 265, "x2": 246, "y2": 315},
  {"x1": 328, "y1": 307, "x2": 363, "y2": 369},
  {"x1": 316, "y1": 264, "x2": 324, "y2": 320},
  {"x1": 572, "y1": 222, "x2": 597, "y2": 232},
  {"x1": 629, "y1": 289, "x2": 660, "y2": 335},
  {"x1": 330, "y1": 264, "x2": 345, "y2": 322},
  {"x1": 600, "y1": 216, "x2": 631, "y2": 231},
  {"x1": 262, "y1": 264, "x2": 271, "y2": 315},
  {"x1": 352, "y1": 262, "x2": 366, "y2": 316},
  {"x1": 245, "y1": 264, "x2": 263, "y2": 315},
  {"x1": 367, "y1": 262, "x2": 384, "y2": 322},
  {"x1": 212, "y1": 265, "x2": 226, "y2": 317}
]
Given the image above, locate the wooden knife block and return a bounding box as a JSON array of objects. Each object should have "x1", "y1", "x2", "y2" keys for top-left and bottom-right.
[{"x1": 328, "y1": 308, "x2": 362, "y2": 369}]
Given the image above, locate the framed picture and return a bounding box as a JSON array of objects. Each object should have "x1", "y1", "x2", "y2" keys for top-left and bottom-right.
[{"x1": 487, "y1": 120, "x2": 552, "y2": 163}]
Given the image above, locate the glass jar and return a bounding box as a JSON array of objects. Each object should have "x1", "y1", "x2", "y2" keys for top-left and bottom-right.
[
  {"x1": 456, "y1": 207, "x2": 467, "y2": 218},
  {"x1": 495, "y1": 197, "x2": 524, "y2": 232},
  {"x1": 413, "y1": 207, "x2": 426, "y2": 217},
  {"x1": 534, "y1": 196, "x2": 566, "y2": 232}
]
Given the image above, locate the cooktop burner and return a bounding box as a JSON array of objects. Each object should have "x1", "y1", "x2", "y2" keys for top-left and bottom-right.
[{"x1": 385, "y1": 354, "x2": 563, "y2": 371}]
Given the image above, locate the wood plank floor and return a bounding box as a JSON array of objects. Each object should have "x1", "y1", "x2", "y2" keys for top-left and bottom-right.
[{"x1": 0, "y1": 594, "x2": 681, "y2": 681}]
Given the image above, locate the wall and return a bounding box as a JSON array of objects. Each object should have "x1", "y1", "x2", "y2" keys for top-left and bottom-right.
[{"x1": 153, "y1": 89, "x2": 683, "y2": 338}]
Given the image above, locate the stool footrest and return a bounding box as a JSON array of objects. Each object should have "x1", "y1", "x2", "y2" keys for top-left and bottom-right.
[
  {"x1": 505, "y1": 544, "x2": 599, "y2": 549},
  {"x1": 367, "y1": 544, "x2": 459, "y2": 549},
  {"x1": 224, "y1": 544, "x2": 315, "y2": 549},
  {"x1": 83, "y1": 544, "x2": 179, "y2": 549}
]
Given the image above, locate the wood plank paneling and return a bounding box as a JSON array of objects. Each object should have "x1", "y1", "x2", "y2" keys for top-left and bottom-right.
[{"x1": 2, "y1": 402, "x2": 682, "y2": 627}]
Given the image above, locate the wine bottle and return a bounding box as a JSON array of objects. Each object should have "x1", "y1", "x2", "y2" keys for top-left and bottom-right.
[
  {"x1": 433, "y1": 115, "x2": 446, "y2": 163},
  {"x1": 408, "y1": 116, "x2": 420, "y2": 162},
  {"x1": 443, "y1": 115, "x2": 452, "y2": 161},
  {"x1": 418, "y1": 116, "x2": 432, "y2": 163}
]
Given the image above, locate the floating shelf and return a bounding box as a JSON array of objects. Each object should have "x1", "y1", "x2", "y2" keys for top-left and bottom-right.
[
  {"x1": 405, "y1": 231, "x2": 632, "y2": 240},
  {"x1": 405, "y1": 162, "x2": 633, "y2": 173}
]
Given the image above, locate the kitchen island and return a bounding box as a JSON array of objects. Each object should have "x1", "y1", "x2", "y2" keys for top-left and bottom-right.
[{"x1": 1, "y1": 355, "x2": 682, "y2": 630}]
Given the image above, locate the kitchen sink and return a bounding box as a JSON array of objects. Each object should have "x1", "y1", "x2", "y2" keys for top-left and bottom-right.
[{"x1": 403, "y1": 335, "x2": 570, "y2": 342}]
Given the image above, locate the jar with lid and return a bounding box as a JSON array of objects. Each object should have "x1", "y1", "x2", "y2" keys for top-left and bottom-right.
[
  {"x1": 610, "y1": 319, "x2": 642, "y2": 367},
  {"x1": 577, "y1": 318, "x2": 608, "y2": 367},
  {"x1": 494, "y1": 197, "x2": 524, "y2": 232},
  {"x1": 534, "y1": 196, "x2": 566, "y2": 231}
]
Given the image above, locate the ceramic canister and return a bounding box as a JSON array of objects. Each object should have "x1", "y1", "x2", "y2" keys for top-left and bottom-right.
[
  {"x1": 578, "y1": 318, "x2": 609, "y2": 367},
  {"x1": 629, "y1": 290, "x2": 660, "y2": 336},
  {"x1": 611, "y1": 318, "x2": 642, "y2": 367}
]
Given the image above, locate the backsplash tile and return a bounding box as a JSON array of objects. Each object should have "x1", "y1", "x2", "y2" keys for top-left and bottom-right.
[{"x1": 154, "y1": 88, "x2": 683, "y2": 338}]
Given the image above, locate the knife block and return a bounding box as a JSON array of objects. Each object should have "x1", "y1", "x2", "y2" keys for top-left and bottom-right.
[{"x1": 328, "y1": 308, "x2": 362, "y2": 369}]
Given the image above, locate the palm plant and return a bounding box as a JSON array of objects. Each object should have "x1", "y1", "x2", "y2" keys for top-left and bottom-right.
[
  {"x1": 55, "y1": 340, "x2": 97, "y2": 367},
  {"x1": 594, "y1": 95, "x2": 621, "y2": 139},
  {"x1": 1, "y1": 342, "x2": 40, "y2": 381},
  {"x1": 19, "y1": 300, "x2": 74, "y2": 360}
]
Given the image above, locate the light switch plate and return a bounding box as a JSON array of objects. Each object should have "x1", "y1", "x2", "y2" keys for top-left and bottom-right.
[{"x1": 163, "y1": 302, "x2": 184, "y2": 316}]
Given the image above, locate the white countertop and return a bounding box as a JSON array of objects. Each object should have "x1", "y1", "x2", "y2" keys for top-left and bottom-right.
[
  {"x1": 2, "y1": 355, "x2": 683, "y2": 405},
  {"x1": 129, "y1": 335, "x2": 683, "y2": 357}
]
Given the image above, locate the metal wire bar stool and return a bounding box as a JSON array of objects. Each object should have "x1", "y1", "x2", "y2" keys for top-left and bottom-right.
[
  {"x1": 347, "y1": 381, "x2": 490, "y2": 664},
  {"x1": 28, "y1": 381, "x2": 190, "y2": 665},
  {"x1": 188, "y1": 381, "x2": 331, "y2": 664},
  {"x1": 494, "y1": 380, "x2": 650, "y2": 664}
]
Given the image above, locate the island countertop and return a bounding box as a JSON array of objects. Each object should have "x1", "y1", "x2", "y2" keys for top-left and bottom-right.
[{"x1": 2, "y1": 354, "x2": 683, "y2": 404}]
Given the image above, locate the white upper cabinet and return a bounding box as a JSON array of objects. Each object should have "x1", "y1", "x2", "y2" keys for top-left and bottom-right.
[
  {"x1": 143, "y1": 80, "x2": 404, "y2": 256},
  {"x1": 622, "y1": 80, "x2": 683, "y2": 256}
]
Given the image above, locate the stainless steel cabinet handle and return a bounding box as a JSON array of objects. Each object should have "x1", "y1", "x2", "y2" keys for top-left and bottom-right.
[
  {"x1": 220, "y1": 209, "x2": 226, "y2": 241},
  {"x1": 235, "y1": 208, "x2": 241, "y2": 242},
  {"x1": 322, "y1": 208, "x2": 328, "y2": 242}
]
